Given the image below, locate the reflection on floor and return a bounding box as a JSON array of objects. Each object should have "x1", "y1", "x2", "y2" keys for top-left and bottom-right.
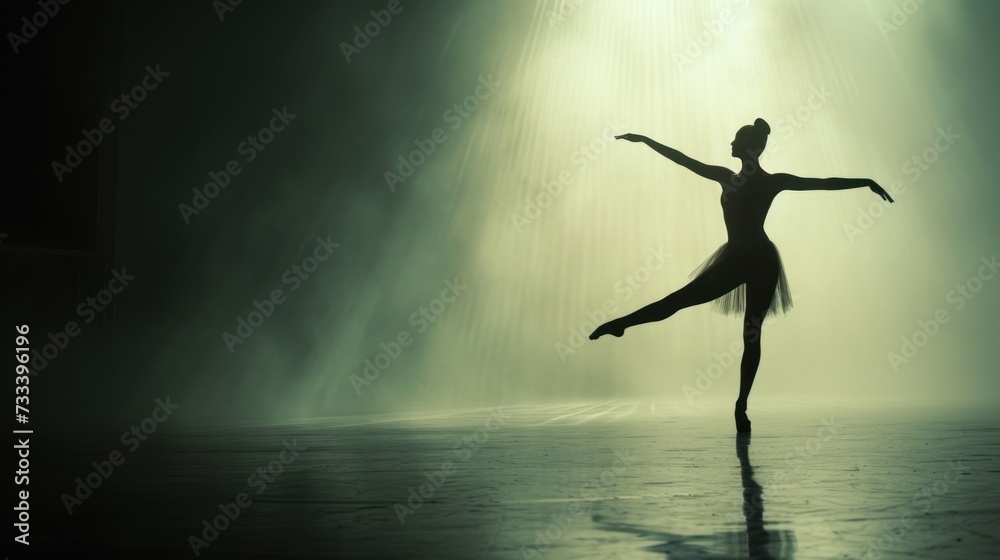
[{"x1": 33, "y1": 401, "x2": 999, "y2": 559}]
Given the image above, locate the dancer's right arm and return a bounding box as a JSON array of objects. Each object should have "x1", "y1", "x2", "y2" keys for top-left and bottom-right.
[{"x1": 616, "y1": 134, "x2": 730, "y2": 183}]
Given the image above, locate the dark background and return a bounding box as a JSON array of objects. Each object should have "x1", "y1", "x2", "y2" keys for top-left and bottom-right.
[{"x1": 2, "y1": 0, "x2": 495, "y2": 432}]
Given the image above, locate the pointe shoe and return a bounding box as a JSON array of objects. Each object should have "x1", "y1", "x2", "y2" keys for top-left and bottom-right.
[
  {"x1": 589, "y1": 321, "x2": 624, "y2": 340},
  {"x1": 735, "y1": 410, "x2": 751, "y2": 433}
]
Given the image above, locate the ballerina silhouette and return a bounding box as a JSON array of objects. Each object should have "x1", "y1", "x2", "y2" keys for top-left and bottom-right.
[{"x1": 589, "y1": 118, "x2": 893, "y2": 432}]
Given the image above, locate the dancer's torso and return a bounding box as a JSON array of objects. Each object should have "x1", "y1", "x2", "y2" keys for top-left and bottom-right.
[{"x1": 720, "y1": 171, "x2": 778, "y2": 247}]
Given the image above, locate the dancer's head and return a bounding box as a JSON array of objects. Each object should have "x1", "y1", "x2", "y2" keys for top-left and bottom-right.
[{"x1": 731, "y1": 118, "x2": 770, "y2": 160}]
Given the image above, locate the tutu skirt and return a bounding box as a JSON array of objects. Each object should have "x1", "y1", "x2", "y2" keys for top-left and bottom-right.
[{"x1": 688, "y1": 241, "x2": 793, "y2": 318}]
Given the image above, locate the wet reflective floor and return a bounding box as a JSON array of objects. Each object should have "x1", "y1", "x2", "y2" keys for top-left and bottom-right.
[{"x1": 32, "y1": 401, "x2": 1000, "y2": 559}]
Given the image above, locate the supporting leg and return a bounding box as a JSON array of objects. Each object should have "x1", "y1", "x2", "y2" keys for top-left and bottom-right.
[
  {"x1": 734, "y1": 318, "x2": 761, "y2": 433},
  {"x1": 735, "y1": 274, "x2": 777, "y2": 433}
]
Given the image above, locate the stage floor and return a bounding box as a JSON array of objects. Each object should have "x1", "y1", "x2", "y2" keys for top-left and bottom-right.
[{"x1": 34, "y1": 401, "x2": 1000, "y2": 559}]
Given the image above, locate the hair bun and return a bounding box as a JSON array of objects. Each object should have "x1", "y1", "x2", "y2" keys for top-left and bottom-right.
[{"x1": 754, "y1": 118, "x2": 771, "y2": 136}]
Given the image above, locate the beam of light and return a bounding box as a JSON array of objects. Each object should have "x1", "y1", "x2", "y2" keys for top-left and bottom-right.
[
  {"x1": 402, "y1": 0, "x2": 986, "y2": 411},
  {"x1": 179, "y1": 0, "x2": 991, "y2": 423}
]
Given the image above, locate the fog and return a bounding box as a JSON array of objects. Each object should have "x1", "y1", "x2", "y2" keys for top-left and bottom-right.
[{"x1": 97, "y1": 0, "x2": 998, "y2": 425}]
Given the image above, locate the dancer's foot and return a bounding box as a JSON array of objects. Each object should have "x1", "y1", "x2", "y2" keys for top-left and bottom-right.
[
  {"x1": 589, "y1": 319, "x2": 625, "y2": 340},
  {"x1": 735, "y1": 399, "x2": 750, "y2": 432},
  {"x1": 735, "y1": 410, "x2": 751, "y2": 433}
]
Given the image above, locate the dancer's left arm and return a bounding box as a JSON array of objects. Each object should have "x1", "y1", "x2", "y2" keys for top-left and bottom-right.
[{"x1": 773, "y1": 174, "x2": 894, "y2": 202}]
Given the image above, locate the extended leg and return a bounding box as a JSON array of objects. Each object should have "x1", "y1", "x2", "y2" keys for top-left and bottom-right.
[{"x1": 590, "y1": 261, "x2": 742, "y2": 339}]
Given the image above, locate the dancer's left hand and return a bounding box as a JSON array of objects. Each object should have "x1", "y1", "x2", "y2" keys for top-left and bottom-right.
[{"x1": 870, "y1": 181, "x2": 894, "y2": 203}]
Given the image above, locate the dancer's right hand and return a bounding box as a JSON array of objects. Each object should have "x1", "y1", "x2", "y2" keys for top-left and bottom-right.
[{"x1": 615, "y1": 133, "x2": 646, "y2": 143}]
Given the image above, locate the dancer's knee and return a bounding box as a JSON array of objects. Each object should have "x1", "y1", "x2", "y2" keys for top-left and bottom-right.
[
  {"x1": 743, "y1": 326, "x2": 763, "y2": 346},
  {"x1": 742, "y1": 325, "x2": 762, "y2": 362},
  {"x1": 741, "y1": 342, "x2": 761, "y2": 361},
  {"x1": 743, "y1": 312, "x2": 766, "y2": 344}
]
